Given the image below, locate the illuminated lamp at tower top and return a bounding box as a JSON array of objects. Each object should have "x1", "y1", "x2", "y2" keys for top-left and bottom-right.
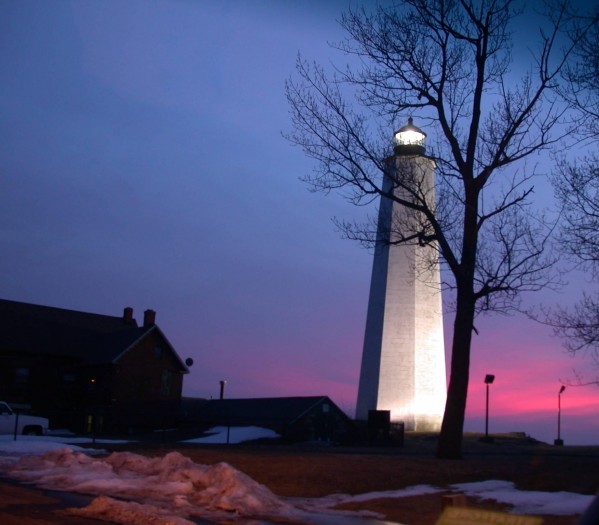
[{"x1": 393, "y1": 117, "x2": 427, "y2": 156}]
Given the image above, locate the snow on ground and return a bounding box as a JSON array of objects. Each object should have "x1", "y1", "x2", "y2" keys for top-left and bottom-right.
[
  {"x1": 0, "y1": 434, "x2": 128, "y2": 457},
  {"x1": 451, "y1": 480, "x2": 595, "y2": 516},
  {"x1": 181, "y1": 426, "x2": 280, "y2": 444},
  {"x1": 0, "y1": 433, "x2": 596, "y2": 524}
]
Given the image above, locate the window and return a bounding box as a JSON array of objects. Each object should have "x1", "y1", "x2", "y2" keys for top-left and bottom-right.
[{"x1": 161, "y1": 370, "x2": 172, "y2": 396}]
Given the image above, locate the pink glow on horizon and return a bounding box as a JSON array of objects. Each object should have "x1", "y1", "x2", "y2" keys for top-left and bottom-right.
[
  {"x1": 455, "y1": 313, "x2": 599, "y2": 443},
  {"x1": 181, "y1": 289, "x2": 599, "y2": 443},
  {"x1": 184, "y1": 310, "x2": 599, "y2": 443}
]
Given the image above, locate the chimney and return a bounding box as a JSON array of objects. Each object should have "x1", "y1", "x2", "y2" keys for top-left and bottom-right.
[
  {"x1": 123, "y1": 307, "x2": 134, "y2": 325},
  {"x1": 143, "y1": 309, "x2": 156, "y2": 327}
]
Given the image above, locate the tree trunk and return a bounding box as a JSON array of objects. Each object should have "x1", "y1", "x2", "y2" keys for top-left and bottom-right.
[{"x1": 436, "y1": 289, "x2": 476, "y2": 459}]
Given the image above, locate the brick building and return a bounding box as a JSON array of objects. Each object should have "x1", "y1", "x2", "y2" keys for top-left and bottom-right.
[{"x1": 0, "y1": 299, "x2": 189, "y2": 432}]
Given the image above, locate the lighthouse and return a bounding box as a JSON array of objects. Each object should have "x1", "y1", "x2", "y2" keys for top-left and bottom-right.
[{"x1": 355, "y1": 118, "x2": 446, "y2": 432}]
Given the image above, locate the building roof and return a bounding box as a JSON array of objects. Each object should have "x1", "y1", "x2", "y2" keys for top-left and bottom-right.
[
  {"x1": 0, "y1": 298, "x2": 188, "y2": 371},
  {"x1": 184, "y1": 396, "x2": 347, "y2": 426}
]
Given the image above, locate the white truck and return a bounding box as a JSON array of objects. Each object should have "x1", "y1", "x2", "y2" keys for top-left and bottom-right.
[{"x1": 0, "y1": 401, "x2": 49, "y2": 436}]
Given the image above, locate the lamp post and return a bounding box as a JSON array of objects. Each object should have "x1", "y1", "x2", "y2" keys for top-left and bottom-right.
[
  {"x1": 219, "y1": 380, "x2": 227, "y2": 400},
  {"x1": 555, "y1": 385, "x2": 566, "y2": 446},
  {"x1": 482, "y1": 374, "x2": 495, "y2": 442}
]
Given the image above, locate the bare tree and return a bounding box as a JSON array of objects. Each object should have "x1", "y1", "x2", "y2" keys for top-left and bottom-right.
[
  {"x1": 560, "y1": 6, "x2": 599, "y2": 139},
  {"x1": 286, "y1": 0, "x2": 588, "y2": 458},
  {"x1": 552, "y1": 9, "x2": 599, "y2": 382}
]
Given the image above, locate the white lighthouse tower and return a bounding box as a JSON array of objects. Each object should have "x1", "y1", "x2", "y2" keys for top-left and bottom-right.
[{"x1": 355, "y1": 118, "x2": 446, "y2": 432}]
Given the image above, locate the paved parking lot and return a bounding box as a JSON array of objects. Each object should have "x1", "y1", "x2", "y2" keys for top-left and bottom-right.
[{"x1": 0, "y1": 479, "x2": 110, "y2": 525}]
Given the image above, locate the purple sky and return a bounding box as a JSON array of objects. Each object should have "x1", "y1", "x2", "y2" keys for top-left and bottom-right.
[{"x1": 1, "y1": 0, "x2": 598, "y2": 445}]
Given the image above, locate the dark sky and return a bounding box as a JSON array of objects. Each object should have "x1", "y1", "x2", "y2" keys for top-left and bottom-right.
[{"x1": 1, "y1": 0, "x2": 597, "y2": 444}]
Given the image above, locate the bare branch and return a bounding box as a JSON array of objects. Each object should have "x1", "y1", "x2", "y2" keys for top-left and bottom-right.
[{"x1": 285, "y1": 0, "x2": 588, "y2": 459}]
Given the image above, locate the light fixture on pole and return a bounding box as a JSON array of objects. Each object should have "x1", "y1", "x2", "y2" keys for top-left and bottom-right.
[
  {"x1": 554, "y1": 385, "x2": 566, "y2": 446},
  {"x1": 482, "y1": 374, "x2": 495, "y2": 442}
]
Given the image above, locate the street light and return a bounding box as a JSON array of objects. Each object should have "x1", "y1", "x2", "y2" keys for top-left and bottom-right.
[
  {"x1": 555, "y1": 385, "x2": 566, "y2": 446},
  {"x1": 482, "y1": 374, "x2": 495, "y2": 442}
]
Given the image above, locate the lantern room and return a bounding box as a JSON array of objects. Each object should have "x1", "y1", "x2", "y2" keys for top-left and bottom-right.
[{"x1": 393, "y1": 117, "x2": 426, "y2": 156}]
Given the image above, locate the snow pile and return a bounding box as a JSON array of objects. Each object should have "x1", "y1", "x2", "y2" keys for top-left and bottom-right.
[
  {"x1": 67, "y1": 496, "x2": 196, "y2": 525},
  {"x1": 0, "y1": 437, "x2": 595, "y2": 524},
  {"x1": 2, "y1": 448, "x2": 296, "y2": 523}
]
